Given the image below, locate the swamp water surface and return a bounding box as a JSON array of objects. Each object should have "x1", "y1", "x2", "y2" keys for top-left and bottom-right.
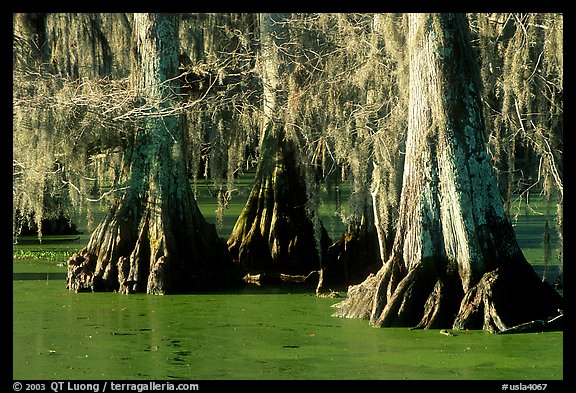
[
  {"x1": 13, "y1": 280, "x2": 562, "y2": 380},
  {"x1": 13, "y1": 191, "x2": 563, "y2": 380}
]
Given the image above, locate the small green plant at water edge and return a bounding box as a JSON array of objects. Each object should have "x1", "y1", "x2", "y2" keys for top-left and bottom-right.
[{"x1": 13, "y1": 249, "x2": 72, "y2": 262}]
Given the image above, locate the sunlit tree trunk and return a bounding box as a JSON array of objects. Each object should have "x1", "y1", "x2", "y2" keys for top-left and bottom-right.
[
  {"x1": 227, "y1": 13, "x2": 330, "y2": 279},
  {"x1": 67, "y1": 13, "x2": 233, "y2": 294},
  {"x1": 333, "y1": 13, "x2": 562, "y2": 332}
]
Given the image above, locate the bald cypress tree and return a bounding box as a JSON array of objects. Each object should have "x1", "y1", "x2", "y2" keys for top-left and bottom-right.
[
  {"x1": 333, "y1": 13, "x2": 562, "y2": 332},
  {"x1": 65, "y1": 13, "x2": 233, "y2": 294},
  {"x1": 227, "y1": 13, "x2": 331, "y2": 281}
]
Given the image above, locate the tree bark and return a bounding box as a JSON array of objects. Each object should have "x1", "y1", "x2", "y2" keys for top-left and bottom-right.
[
  {"x1": 227, "y1": 13, "x2": 331, "y2": 279},
  {"x1": 67, "y1": 13, "x2": 234, "y2": 294},
  {"x1": 227, "y1": 138, "x2": 330, "y2": 275},
  {"x1": 325, "y1": 199, "x2": 383, "y2": 288},
  {"x1": 332, "y1": 13, "x2": 562, "y2": 332},
  {"x1": 324, "y1": 77, "x2": 391, "y2": 288}
]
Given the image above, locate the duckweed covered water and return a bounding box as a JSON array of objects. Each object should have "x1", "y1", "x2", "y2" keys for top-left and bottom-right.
[
  {"x1": 13, "y1": 189, "x2": 563, "y2": 380},
  {"x1": 13, "y1": 280, "x2": 562, "y2": 380}
]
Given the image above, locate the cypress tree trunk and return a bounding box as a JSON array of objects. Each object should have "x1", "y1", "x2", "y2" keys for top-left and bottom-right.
[
  {"x1": 332, "y1": 13, "x2": 562, "y2": 332},
  {"x1": 227, "y1": 13, "x2": 330, "y2": 280},
  {"x1": 325, "y1": 22, "x2": 388, "y2": 287},
  {"x1": 67, "y1": 13, "x2": 233, "y2": 294},
  {"x1": 325, "y1": 150, "x2": 383, "y2": 288},
  {"x1": 325, "y1": 205, "x2": 382, "y2": 287}
]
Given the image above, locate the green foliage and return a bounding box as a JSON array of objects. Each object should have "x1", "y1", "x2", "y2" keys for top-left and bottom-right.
[{"x1": 13, "y1": 249, "x2": 72, "y2": 262}]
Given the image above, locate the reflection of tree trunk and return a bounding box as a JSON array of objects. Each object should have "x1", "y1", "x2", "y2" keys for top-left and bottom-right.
[
  {"x1": 227, "y1": 13, "x2": 330, "y2": 278},
  {"x1": 67, "y1": 14, "x2": 233, "y2": 294},
  {"x1": 333, "y1": 13, "x2": 562, "y2": 332}
]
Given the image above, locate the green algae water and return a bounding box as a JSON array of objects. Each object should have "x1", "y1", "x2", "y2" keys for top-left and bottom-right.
[
  {"x1": 13, "y1": 280, "x2": 562, "y2": 380},
  {"x1": 13, "y1": 189, "x2": 563, "y2": 380}
]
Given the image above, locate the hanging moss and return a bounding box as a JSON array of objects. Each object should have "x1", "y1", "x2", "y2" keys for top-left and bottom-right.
[
  {"x1": 471, "y1": 12, "x2": 563, "y2": 272},
  {"x1": 14, "y1": 12, "x2": 561, "y2": 294},
  {"x1": 333, "y1": 13, "x2": 562, "y2": 332}
]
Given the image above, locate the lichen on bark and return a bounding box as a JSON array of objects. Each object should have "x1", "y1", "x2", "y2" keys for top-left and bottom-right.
[
  {"x1": 332, "y1": 13, "x2": 562, "y2": 332},
  {"x1": 66, "y1": 13, "x2": 234, "y2": 294}
]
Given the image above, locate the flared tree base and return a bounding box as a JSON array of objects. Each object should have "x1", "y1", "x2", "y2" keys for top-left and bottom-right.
[
  {"x1": 452, "y1": 258, "x2": 563, "y2": 332},
  {"x1": 324, "y1": 227, "x2": 383, "y2": 289},
  {"x1": 67, "y1": 198, "x2": 238, "y2": 294},
  {"x1": 333, "y1": 254, "x2": 563, "y2": 333},
  {"x1": 227, "y1": 140, "x2": 331, "y2": 282}
]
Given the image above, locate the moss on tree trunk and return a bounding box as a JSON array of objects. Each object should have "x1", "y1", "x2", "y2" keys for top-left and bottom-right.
[
  {"x1": 332, "y1": 13, "x2": 562, "y2": 332},
  {"x1": 67, "y1": 13, "x2": 235, "y2": 294},
  {"x1": 227, "y1": 137, "x2": 331, "y2": 277},
  {"x1": 226, "y1": 14, "x2": 330, "y2": 283}
]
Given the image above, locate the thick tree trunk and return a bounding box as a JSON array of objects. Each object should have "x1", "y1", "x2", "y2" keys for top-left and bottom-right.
[
  {"x1": 227, "y1": 130, "x2": 331, "y2": 277},
  {"x1": 325, "y1": 115, "x2": 391, "y2": 288},
  {"x1": 325, "y1": 197, "x2": 383, "y2": 288},
  {"x1": 67, "y1": 13, "x2": 234, "y2": 294},
  {"x1": 227, "y1": 13, "x2": 330, "y2": 280},
  {"x1": 332, "y1": 13, "x2": 562, "y2": 332}
]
